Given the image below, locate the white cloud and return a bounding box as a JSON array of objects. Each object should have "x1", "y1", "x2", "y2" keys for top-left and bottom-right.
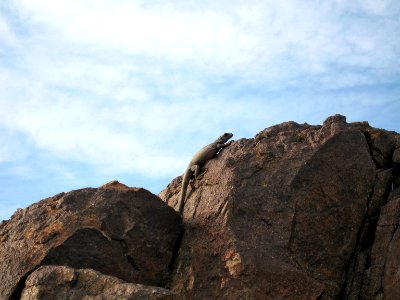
[
  {"x1": 0, "y1": 0, "x2": 399, "y2": 183},
  {"x1": 8, "y1": 0, "x2": 398, "y2": 79},
  {"x1": 11, "y1": 0, "x2": 252, "y2": 68},
  {"x1": 0, "y1": 129, "x2": 30, "y2": 163},
  {"x1": 0, "y1": 14, "x2": 16, "y2": 46},
  {"x1": 0, "y1": 61, "x2": 243, "y2": 177}
]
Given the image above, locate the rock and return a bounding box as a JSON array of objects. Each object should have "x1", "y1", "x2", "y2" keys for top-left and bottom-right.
[
  {"x1": 2, "y1": 115, "x2": 399, "y2": 300},
  {"x1": 367, "y1": 169, "x2": 393, "y2": 216},
  {"x1": 100, "y1": 180, "x2": 132, "y2": 190},
  {"x1": 360, "y1": 197, "x2": 400, "y2": 299},
  {"x1": 0, "y1": 182, "x2": 182, "y2": 299},
  {"x1": 392, "y1": 136, "x2": 400, "y2": 188},
  {"x1": 354, "y1": 124, "x2": 398, "y2": 169},
  {"x1": 160, "y1": 115, "x2": 399, "y2": 299},
  {"x1": 383, "y1": 226, "x2": 400, "y2": 299},
  {"x1": 393, "y1": 147, "x2": 400, "y2": 164},
  {"x1": 20, "y1": 265, "x2": 181, "y2": 300},
  {"x1": 388, "y1": 187, "x2": 400, "y2": 201}
]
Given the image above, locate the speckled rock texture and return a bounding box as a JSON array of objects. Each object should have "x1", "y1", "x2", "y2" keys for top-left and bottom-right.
[
  {"x1": 159, "y1": 115, "x2": 400, "y2": 299},
  {"x1": 20, "y1": 265, "x2": 181, "y2": 300},
  {"x1": 0, "y1": 181, "x2": 183, "y2": 299}
]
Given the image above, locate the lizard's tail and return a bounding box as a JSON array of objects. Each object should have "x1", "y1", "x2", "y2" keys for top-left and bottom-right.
[{"x1": 178, "y1": 170, "x2": 191, "y2": 214}]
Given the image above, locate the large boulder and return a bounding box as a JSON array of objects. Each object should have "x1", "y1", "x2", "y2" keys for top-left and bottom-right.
[
  {"x1": 160, "y1": 115, "x2": 399, "y2": 299},
  {"x1": 0, "y1": 181, "x2": 183, "y2": 299},
  {"x1": 20, "y1": 265, "x2": 181, "y2": 300}
]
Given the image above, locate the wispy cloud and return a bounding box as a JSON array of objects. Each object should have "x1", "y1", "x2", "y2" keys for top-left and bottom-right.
[
  {"x1": 0, "y1": 0, "x2": 399, "y2": 219},
  {"x1": 4, "y1": 0, "x2": 399, "y2": 79}
]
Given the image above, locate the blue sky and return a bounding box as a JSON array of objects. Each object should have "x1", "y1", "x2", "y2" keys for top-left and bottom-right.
[{"x1": 1, "y1": 0, "x2": 399, "y2": 221}]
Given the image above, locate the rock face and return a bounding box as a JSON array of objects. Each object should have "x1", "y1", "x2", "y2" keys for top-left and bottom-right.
[
  {"x1": 159, "y1": 115, "x2": 400, "y2": 299},
  {"x1": 0, "y1": 181, "x2": 183, "y2": 299},
  {"x1": 20, "y1": 265, "x2": 180, "y2": 300},
  {"x1": 1, "y1": 115, "x2": 399, "y2": 300}
]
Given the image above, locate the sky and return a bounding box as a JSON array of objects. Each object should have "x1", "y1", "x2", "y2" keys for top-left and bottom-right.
[{"x1": 0, "y1": 0, "x2": 399, "y2": 221}]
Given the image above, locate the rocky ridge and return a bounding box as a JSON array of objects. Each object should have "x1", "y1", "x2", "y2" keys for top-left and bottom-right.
[
  {"x1": 160, "y1": 115, "x2": 400, "y2": 299},
  {"x1": 0, "y1": 115, "x2": 399, "y2": 299}
]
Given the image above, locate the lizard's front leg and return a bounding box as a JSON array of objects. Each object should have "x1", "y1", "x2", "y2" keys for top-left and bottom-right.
[
  {"x1": 216, "y1": 140, "x2": 233, "y2": 154},
  {"x1": 217, "y1": 140, "x2": 233, "y2": 149}
]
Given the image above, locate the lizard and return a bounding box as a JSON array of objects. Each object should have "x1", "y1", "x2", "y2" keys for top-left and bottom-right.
[{"x1": 178, "y1": 133, "x2": 233, "y2": 214}]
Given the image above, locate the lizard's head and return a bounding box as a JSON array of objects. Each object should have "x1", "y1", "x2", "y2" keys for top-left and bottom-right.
[{"x1": 217, "y1": 132, "x2": 233, "y2": 143}]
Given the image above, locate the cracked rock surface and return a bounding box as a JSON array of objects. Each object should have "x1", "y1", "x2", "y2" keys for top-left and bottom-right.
[
  {"x1": 160, "y1": 115, "x2": 400, "y2": 299},
  {"x1": 0, "y1": 181, "x2": 183, "y2": 299}
]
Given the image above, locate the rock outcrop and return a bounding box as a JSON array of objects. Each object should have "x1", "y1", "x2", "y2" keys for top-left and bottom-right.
[
  {"x1": 160, "y1": 115, "x2": 400, "y2": 299},
  {"x1": 1, "y1": 115, "x2": 399, "y2": 300},
  {"x1": 20, "y1": 265, "x2": 180, "y2": 300},
  {"x1": 0, "y1": 181, "x2": 183, "y2": 299}
]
